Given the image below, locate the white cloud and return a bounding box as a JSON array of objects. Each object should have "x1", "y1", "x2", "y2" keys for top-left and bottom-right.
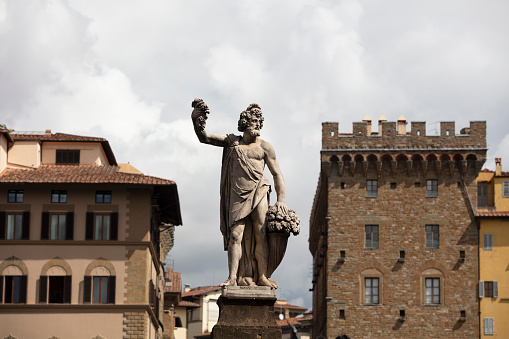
[{"x1": 1, "y1": 0, "x2": 509, "y2": 310}]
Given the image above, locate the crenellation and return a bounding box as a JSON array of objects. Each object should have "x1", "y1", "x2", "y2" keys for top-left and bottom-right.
[
  {"x1": 440, "y1": 121, "x2": 455, "y2": 137},
  {"x1": 321, "y1": 120, "x2": 487, "y2": 151}
]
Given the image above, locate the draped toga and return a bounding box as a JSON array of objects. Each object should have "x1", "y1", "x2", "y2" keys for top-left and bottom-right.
[{"x1": 220, "y1": 134, "x2": 271, "y2": 252}]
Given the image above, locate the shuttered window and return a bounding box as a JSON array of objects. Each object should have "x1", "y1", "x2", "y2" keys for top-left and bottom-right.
[
  {"x1": 484, "y1": 317, "x2": 494, "y2": 335},
  {"x1": 483, "y1": 234, "x2": 493, "y2": 251},
  {"x1": 503, "y1": 181, "x2": 509, "y2": 198}
]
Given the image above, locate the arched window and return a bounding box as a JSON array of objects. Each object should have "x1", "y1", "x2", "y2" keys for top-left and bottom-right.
[
  {"x1": 39, "y1": 258, "x2": 72, "y2": 304},
  {"x1": 1, "y1": 265, "x2": 27, "y2": 304},
  {"x1": 84, "y1": 259, "x2": 116, "y2": 304}
]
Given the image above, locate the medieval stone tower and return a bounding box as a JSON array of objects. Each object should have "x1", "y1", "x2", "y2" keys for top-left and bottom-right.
[{"x1": 309, "y1": 117, "x2": 486, "y2": 338}]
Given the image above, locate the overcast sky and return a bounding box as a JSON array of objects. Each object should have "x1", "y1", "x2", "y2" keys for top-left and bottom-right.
[{"x1": 1, "y1": 0, "x2": 508, "y2": 310}]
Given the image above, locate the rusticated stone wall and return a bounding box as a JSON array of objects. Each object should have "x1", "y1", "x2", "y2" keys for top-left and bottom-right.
[{"x1": 310, "y1": 120, "x2": 486, "y2": 338}]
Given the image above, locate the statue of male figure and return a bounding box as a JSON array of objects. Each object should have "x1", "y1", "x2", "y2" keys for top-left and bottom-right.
[{"x1": 191, "y1": 99, "x2": 288, "y2": 288}]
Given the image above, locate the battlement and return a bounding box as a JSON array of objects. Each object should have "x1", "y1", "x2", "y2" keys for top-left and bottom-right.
[{"x1": 322, "y1": 120, "x2": 487, "y2": 150}]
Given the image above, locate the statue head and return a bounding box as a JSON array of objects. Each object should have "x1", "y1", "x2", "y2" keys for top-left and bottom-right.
[{"x1": 238, "y1": 103, "x2": 264, "y2": 133}]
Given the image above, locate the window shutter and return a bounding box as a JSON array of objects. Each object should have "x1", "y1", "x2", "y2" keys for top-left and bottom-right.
[
  {"x1": 484, "y1": 317, "x2": 495, "y2": 335},
  {"x1": 39, "y1": 276, "x2": 48, "y2": 303},
  {"x1": 22, "y1": 211, "x2": 30, "y2": 240},
  {"x1": 0, "y1": 276, "x2": 3, "y2": 303},
  {"x1": 108, "y1": 276, "x2": 116, "y2": 304},
  {"x1": 493, "y1": 281, "x2": 498, "y2": 298},
  {"x1": 110, "y1": 212, "x2": 118, "y2": 241},
  {"x1": 66, "y1": 212, "x2": 74, "y2": 240},
  {"x1": 479, "y1": 281, "x2": 484, "y2": 298},
  {"x1": 19, "y1": 275, "x2": 28, "y2": 303},
  {"x1": 483, "y1": 234, "x2": 493, "y2": 251},
  {"x1": 0, "y1": 212, "x2": 5, "y2": 240},
  {"x1": 83, "y1": 276, "x2": 91, "y2": 304},
  {"x1": 503, "y1": 181, "x2": 509, "y2": 197},
  {"x1": 41, "y1": 212, "x2": 50, "y2": 240},
  {"x1": 86, "y1": 212, "x2": 94, "y2": 240},
  {"x1": 64, "y1": 276, "x2": 72, "y2": 303}
]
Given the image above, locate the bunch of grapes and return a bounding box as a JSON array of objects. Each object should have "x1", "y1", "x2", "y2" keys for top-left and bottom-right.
[
  {"x1": 192, "y1": 99, "x2": 210, "y2": 131},
  {"x1": 266, "y1": 205, "x2": 300, "y2": 236}
]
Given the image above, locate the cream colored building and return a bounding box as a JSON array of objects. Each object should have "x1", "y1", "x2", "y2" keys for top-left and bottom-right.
[
  {"x1": 0, "y1": 127, "x2": 182, "y2": 339},
  {"x1": 180, "y1": 285, "x2": 221, "y2": 339}
]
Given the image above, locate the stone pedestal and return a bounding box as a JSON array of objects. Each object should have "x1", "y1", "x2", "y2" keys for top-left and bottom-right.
[{"x1": 211, "y1": 286, "x2": 282, "y2": 339}]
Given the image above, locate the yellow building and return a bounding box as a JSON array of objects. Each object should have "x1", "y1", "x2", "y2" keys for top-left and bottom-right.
[{"x1": 477, "y1": 158, "x2": 509, "y2": 337}]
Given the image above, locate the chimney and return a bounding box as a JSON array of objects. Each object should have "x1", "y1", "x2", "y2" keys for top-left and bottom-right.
[
  {"x1": 495, "y1": 158, "x2": 502, "y2": 176},
  {"x1": 363, "y1": 115, "x2": 372, "y2": 135},
  {"x1": 184, "y1": 284, "x2": 191, "y2": 293},
  {"x1": 45, "y1": 129, "x2": 51, "y2": 136},
  {"x1": 397, "y1": 115, "x2": 407, "y2": 135},
  {"x1": 378, "y1": 115, "x2": 387, "y2": 135}
]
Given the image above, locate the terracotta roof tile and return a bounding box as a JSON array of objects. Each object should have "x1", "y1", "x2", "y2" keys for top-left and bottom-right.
[
  {"x1": 476, "y1": 211, "x2": 509, "y2": 217},
  {"x1": 0, "y1": 165, "x2": 175, "y2": 185},
  {"x1": 182, "y1": 286, "x2": 221, "y2": 298},
  {"x1": 11, "y1": 132, "x2": 106, "y2": 142},
  {"x1": 276, "y1": 314, "x2": 313, "y2": 327},
  {"x1": 275, "y1": 300, "x2": 307, "y2": 311},
  {"x1": 178, "y1": 300, "x2": 200, "y2": 308}
]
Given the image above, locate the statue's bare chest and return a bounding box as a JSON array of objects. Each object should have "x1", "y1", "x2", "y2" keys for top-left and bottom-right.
[{"x1": 236, "y1": 143, "x2": 265, "y2": 162}]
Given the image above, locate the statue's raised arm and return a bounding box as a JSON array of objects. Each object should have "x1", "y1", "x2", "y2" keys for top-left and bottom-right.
[{"x1": 191, "y1": 99, "x2": 228, "y2": 147}]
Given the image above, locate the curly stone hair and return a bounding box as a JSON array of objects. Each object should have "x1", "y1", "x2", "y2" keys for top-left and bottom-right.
[{"x1": 237, "y1": 103, "x2": 264, "y2": 132}]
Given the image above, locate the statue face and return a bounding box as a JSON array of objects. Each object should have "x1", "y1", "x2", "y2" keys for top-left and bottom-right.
[{"x1": 247, "y1": 116, "x2": 261, "y2": 136}]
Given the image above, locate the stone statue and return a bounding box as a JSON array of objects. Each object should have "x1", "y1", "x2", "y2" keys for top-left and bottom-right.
[{"x1": 191, "y1": 99, "x2": 299, "y2": 289}]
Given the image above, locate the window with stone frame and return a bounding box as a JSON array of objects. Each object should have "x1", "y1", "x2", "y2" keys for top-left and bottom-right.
[
  {"x1": 425, "y1": 225, "x2": 439, "y2": 249},
  {"x1": 40, "y1": 212, "x2": 74, "y2": 240},
  {"x1": 83, "y1": 266, "x2": 115, "y2": 304},
  {"x1": 425, "y1": 278, "x2": 440, "y2": 305},
  {"x1": 364, "y1": 278, "x2": 379, "y2": 304},
  {"x1": 421, "y1": 268, "x2": 444, "y2": 305},
  {"x1": 366, "y1": 180, "x2": 378, "y2": 197},
  {"x1": 426, "y1": 179, "x2": 438, "y2": 197},
  {"x1": 365, "y1": 225, "x2": 379, "y2": 249},
  {"x1": 0, "y1": 266, "x2": 27, "y2": 304},
  {"x1": 360, "y1": 268, "x2": 383, "y2": 305},
  {"x1": 0, "y1": 211, "x2": 30, "y2": 240},
  {"x1": 39, "y1": 266, "x2": 72, "y2": 304},
  {"x1": 85, "y1": 212, "x2": 118, "y2": 241}
]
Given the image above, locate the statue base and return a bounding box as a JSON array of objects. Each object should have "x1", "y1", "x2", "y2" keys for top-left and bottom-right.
[{"x1": 211, "y1": 286, "x2": 282, "y2": 339}]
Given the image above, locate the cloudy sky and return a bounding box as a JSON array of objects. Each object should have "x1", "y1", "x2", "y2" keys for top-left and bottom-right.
[{"x1": 1, "y1": 0, "x2": 508, "y2": 309}]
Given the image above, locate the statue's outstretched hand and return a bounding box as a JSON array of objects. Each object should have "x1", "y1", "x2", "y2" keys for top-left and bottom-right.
[
  {"x1": 275, "y1": 201, "x2": 289, "y2": 215},
  {"x1": 191, "y1": 98, "x2": 209, "y2": 131},
  {"x1": 191, "y1": 98, "x2": 209, "y2": 119}
]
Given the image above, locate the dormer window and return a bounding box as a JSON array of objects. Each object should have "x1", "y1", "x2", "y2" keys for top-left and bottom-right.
[{"x1": 56, "y1": 150, "x2": 80, "y2": 165}]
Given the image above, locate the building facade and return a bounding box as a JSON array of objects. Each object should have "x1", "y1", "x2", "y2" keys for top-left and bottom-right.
[
  {"x1": 309, "y1": 118, "x2": 486, "y2": 338},
  {"x1": 0, "y1": 127, "x2": 182, "y2": 339},
  {"x1": 476, "y1": 158, "x2": 509, "y2": 337}
]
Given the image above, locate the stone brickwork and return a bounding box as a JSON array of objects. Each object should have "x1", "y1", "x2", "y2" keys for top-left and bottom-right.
[
  {"x1": 310, "y1": 120, "x2": 486, "y2": 338},
  {"x1": 160, "y1": 224, "x2": 175, "y2": 263},
  {"x1": 124, "y1": 246, "x2": 149, "y2": 303},
  {"x1": 123, "y1": 312, "x2": 147, "y2": 339}
]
